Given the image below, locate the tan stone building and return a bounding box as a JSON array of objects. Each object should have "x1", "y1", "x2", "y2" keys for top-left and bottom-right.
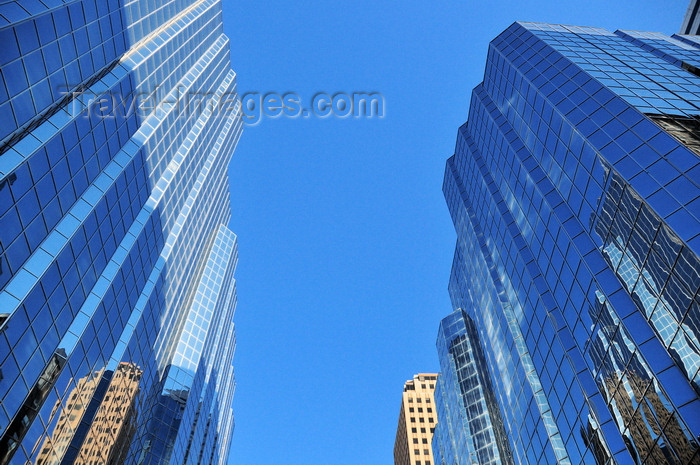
[{"x1": 393, "y1": 374, "x2": 438, "y2": 465}]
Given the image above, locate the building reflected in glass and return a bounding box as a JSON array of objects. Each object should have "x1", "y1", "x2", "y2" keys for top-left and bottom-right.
[
  {"x1": 0, "y1": 1, "x2": 241, "y2": 464},
  {"x1": 35, "y1": 362, "x2": 142, "y2": 465},
  {"x1": 442, "y1": 22, "x2": 700, "y2": 464}
]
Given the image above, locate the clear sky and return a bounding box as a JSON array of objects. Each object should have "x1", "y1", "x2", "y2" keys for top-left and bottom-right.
[{"x1": 222, "y1": 1, "x2": 687, "y2": 464}]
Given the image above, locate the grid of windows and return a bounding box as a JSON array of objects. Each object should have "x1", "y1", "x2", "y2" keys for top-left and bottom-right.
[
  {"x1": 0, "y1": 2, "x2": 242, "y2": 465},
  {"x1": 394, "y1": 375, "x2": 438, "y2": 465},
  {"x1": 432, "y1": 310, "x2": 513, "y2": 465},
  {"x1": 0, "y1": 1, "x2": 128, "y2": 145},
  {"x1": 442, "y1": 22, "x2": 700, "y2": 465}
]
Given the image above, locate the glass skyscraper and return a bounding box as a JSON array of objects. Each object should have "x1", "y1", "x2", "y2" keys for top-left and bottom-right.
[
  {"x1": 432, "y1": 309, "x2": 512, "y2": 465},
  {"x1": 0, "y1": 1, "x2": 242, "y2": 464},
  {"x1": 440, "y1": 22, "x2": 700, "y2": 464},
  {"x1": 682, "y1": 0, "x2": 700, "y2": 35}
]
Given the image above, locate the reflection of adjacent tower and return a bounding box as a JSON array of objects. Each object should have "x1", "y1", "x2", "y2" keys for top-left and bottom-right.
[
  {"x1": 586, "y1": 292, "x2": 698, "y2": 464},
  {"x1": 35, "y1": 369, "x2": 104, "y2": 465},
  {"x1": 581, "y1": 373, "x2": 699, "y2": 465},
  {"x1": 604, "y1": 372, "x2": 697, "y2": 464},
  {"x1": 34, "y1": 362, "x2": 142, "y2": 465},
  {"x1": 74, "y1": 362, "x2": 142, "y2": 465},
  {"x1": 580, "y1": 415, "x2": 610, "y2": 465},
  {"x1": 594, "y1": 170, "x2": 700, "y2": 394}
]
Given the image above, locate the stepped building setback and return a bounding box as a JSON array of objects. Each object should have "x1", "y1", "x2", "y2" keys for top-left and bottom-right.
[{"x1": 440, "y1": 22, "x2": 700, "y2": 464}]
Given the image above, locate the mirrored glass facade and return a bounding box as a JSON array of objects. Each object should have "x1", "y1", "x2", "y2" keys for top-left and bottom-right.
[
  {"x1": 0, "y1": 1, "x2": 242, "y2": 464},
  {"x1": 682, "y1": 0, "x2": 700, "y2": 35},
  {"x1": 432, "y1": 309, "x2": 513, "y2": 465},
  {"x1": 442, "y1": 22, "x2": 700, "y2": 464}
]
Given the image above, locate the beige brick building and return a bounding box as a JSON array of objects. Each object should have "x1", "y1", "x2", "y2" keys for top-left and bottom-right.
[{"x1": 393, "y1": 374, "x2": 438, "y2": 465}]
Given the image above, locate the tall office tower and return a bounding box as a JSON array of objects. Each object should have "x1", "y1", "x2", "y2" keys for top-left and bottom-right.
[
  {"x1": 682, "y1": 0, "x2": 700, "y2": 35},
  {"x1": 432, "y1": 309, "x2": 512, "y2": 465},
  {"x1": 443, "y1": 22, "x2": 700, "y2": 464},
  {"x1": 393, "y1": 374, "x2": 439, "y2": 465},
  {"x1": 0, "y1": 1, "x2": 242, "y2": 465}
]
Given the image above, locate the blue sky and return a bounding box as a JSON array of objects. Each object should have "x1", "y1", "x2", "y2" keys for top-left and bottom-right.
[{"x1": 222, "y1": 1, "x2": 687, "y2": 464}]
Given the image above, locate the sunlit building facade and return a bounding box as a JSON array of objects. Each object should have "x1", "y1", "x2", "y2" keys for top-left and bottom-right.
[
  {"x1": 443, "y1": 23, "x2": 700, "y2": 464},
  {"x1": 682, "y1": 0, "x2": 700, "y2": 35},
  {"x1": 394, "y1": 374, "x2": 439, "y2": 465},
  {"x1": 0, "y1": 1, "x2": 242, "y2": 464}
]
